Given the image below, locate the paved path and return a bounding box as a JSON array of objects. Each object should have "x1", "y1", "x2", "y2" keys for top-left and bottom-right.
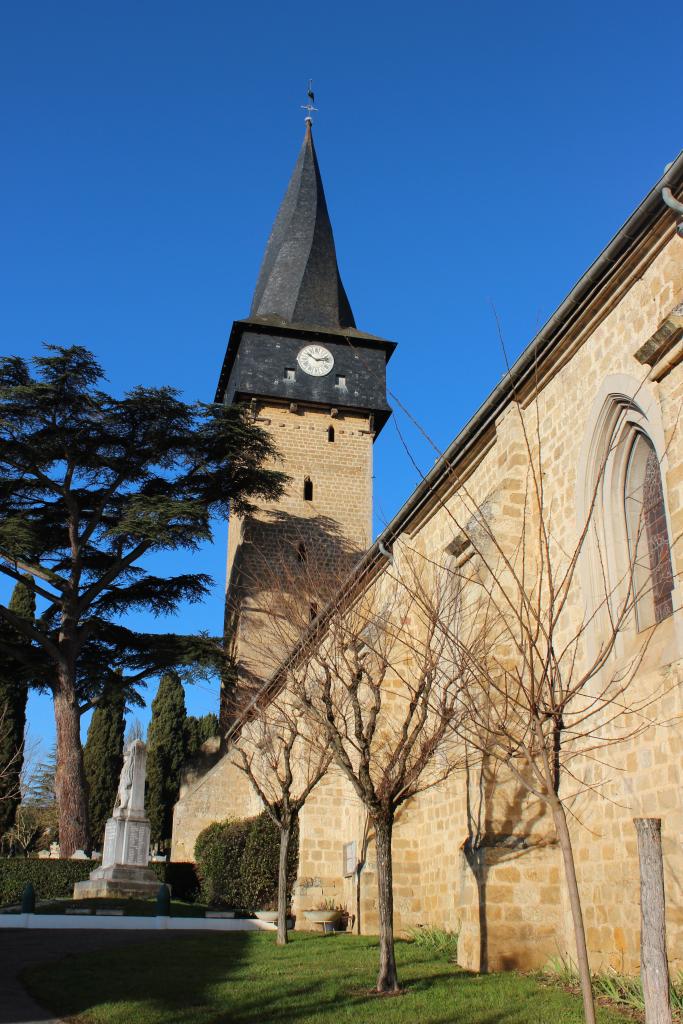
[{"x1": 0, "y1": 928, "x2": 175, "y2": 1024}]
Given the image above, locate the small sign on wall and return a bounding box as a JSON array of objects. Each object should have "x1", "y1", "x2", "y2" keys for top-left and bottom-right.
[{"x1": 343, "y1": 841, "x2": 356, "y2": 877}]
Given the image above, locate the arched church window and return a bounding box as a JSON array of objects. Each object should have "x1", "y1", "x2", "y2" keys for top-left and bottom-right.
[
  {"x1": 624, "y1": 433, "x2": 674, "y2": 629},
  {"x1": 577, "y1": 377, "x2": 676, "y2": 650},
  {"x1": 328, "y1": 426, "x2": 335, "y2": 443},
  {"x1": 303, "y1": 477, "x2": 313, "y2": 501}
]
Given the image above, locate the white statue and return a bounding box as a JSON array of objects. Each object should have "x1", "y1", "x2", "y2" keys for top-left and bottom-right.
[
  {"x1": 113, "y1": 739, "x2": 146, "y2": 817},
  {"x1": 74, "y1": 738, "x2": 158, "y2": 899},
  {"x1": 114, "y1": 743, "x2": 135, "y2": 812}
]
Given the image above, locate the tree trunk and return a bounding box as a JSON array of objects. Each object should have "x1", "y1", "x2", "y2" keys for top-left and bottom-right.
[
  {"x1": 634, "y1": 818, "x2": 672, "y2": 1024},
  {"x1": 374, "y1": 813, "x2": 399, "y2": 993},
  {"x1": 277, "y1": 824, "x2": 290, "y2": 946},
  {"x1": 550, "y1": 796, "x2": 596, "y2": 1024},
  {"x1": 53, "y1": 682, "x2": 89, "y2": 857}
]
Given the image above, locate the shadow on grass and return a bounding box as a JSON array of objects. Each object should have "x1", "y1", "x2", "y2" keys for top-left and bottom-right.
[{"x1": 20, "y1": 933, "x2": 629, "y2": 1024}]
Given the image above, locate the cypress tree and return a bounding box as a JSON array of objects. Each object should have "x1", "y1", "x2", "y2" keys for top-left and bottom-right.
[
  {"x1": 83, "y1": 687, "x2": 125, "y2": 848},
  {"x1": 0, "y1": 578, "x2": 35, "y2": 836},
  {"x1": 146, "y1": 672, "x2": 187, "y2": 846},
  {"x1": 184, "y1": 712, "x2": 220, "y2": 759}
]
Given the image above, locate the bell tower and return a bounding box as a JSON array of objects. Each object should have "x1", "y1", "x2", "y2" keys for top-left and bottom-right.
[{"x1": 215, "y1": 120, "x2": 396, "y2": 725}]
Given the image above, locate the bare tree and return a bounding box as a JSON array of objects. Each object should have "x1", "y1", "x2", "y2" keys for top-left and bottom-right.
[
  {"x1": 252, "y1": 548, "x2": 473, "y2": 992},
  {"x1": 2, "y1": 734, "x2": 57, "y2": 856},
  {"x1": 231, "y1": 693, "x2": 332, "y2": 945},
  {"x1": 424, "y1": 397, "x2": 679, "y2": 1024}
]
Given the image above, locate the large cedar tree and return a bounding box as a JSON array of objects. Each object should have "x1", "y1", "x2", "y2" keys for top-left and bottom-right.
[{"x1": 0, "y1": 345, "x2": 285, "y2": 854}]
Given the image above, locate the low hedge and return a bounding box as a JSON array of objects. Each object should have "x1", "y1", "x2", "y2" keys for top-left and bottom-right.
[
  {"x1": 0, "y1": 858, "x2": 199, "y2": 907},
  {"x1": 0, "y1": 859, "x2": 91, "y2": 905},
  {"x1": 194, "y1": 819, "x2": 248, "y2": 908},
  {"x1": 194, "y1": 810, "x2": 298, "y2": 910},
  {"x1": 156, "y1": 861, "x2": 200, "y2": 902}
]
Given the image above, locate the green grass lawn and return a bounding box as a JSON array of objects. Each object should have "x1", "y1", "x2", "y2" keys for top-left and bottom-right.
[{"x1": 22, "y1": 931, "x2": 633, "y2": 1024}]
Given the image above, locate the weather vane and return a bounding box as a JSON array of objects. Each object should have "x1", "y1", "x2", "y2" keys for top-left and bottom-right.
[{"x1": 301, "y1": 79, "x2": 317, "y2": 123}]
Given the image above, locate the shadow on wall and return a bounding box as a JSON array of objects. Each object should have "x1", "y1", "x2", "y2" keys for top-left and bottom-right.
[
  {"x1": 222, "y1": 511, "x2": 366, "y2": 723},
  {"x1": 463, "y1": 755, "x2": 555, "y2": 973}
]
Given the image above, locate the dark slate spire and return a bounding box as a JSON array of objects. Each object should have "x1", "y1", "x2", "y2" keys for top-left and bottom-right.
[{"x1": 250, "y1": 122, "x2": 356, "y2": 330}]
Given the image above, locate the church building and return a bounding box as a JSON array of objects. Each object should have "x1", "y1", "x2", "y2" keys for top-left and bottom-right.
[{"x1": 172, "y1": 127, "x2": 683, "y2": 975}]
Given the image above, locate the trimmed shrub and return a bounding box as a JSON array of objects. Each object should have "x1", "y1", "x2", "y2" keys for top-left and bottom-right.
[
  {"x1": 0, "y1": 858, "x2": 199, "y2": 907},
  {"x1": 195, "y1": 818, "x2": 249, "y2": 908},
  {"x1": 0, "y1": 858, "x2": 92, "y2": 905},
  {"x1": 154, "y1": 860, "x2": 200, "y2": 902},
  {"x1": 194, "y1": 811, "x2": 299, "y2": 910},
  {"x1": 239, "y1": 812, "x2": 298, "y2": 909}
]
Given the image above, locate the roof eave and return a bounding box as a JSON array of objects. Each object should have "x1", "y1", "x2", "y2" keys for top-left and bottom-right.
[
  {"x1": 375, "y1": 150, "x2": 683, "y2": 552},
  {"x1": 223, "y1": 151, "x2": 683, "y2": 740}
]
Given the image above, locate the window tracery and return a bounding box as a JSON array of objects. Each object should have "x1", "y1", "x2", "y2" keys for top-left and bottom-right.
[
  {"x1": 577, "y1": 377, "x2": 676, "y2": 646},
  {"x1": 624, "y1": 433, "x2": 674, "y2": 628}
]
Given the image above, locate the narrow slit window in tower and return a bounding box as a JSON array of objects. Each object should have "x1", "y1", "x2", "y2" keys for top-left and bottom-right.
[
  {"x1": 304, "y1": 477, "x2": 313, "y2": 501},
  {"x1": 327, "y1": 426, "x2": 335, "y2": 443}
]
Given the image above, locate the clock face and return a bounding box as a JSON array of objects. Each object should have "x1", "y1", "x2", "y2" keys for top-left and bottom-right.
[{"x1": 297, "y1": 344, "x2": 334, "y2": 377}]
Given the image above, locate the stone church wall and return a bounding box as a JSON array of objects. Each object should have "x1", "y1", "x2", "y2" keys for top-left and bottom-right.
[
  {"x1": 289, "y1": 221, "x2": 683, "y2": 972},
  {"x1": 171, "y1": 752, "x2": 260, "y2": 862},
  {"x1": 173, "y1": 205, "x2": 683, "y2": 974}
]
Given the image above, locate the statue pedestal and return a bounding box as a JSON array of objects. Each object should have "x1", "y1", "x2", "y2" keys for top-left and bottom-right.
[
  {"x1": 74, "y1": 813, "x2": 159, "y2": 899},
  {"x1": 73, "y1": 740, "x2": 160, "y2": 901},
  {"x1": 73, "y1": 863, "x2": 159, "y2": 900}
]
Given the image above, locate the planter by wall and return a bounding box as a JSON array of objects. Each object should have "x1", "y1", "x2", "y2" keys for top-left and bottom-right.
[
  {"x1": 254, "y1": 910, "x2": 278, "y2": 923},
  {"x1": 303, "y1": 909, "x2": 341, "y2": 925}
]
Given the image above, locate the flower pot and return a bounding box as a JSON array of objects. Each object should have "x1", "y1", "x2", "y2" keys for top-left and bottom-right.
[
  {"x1": 255, "y1": 910, "x2": 279, "y2": 923},
  {"x1": 303, "y1": 909, "x2": 341, "y2": 925}
]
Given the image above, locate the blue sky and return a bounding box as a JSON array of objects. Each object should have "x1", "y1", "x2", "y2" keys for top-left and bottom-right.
[{"x1": 1, "y1": 0, "x2": 681, "y2": 751}]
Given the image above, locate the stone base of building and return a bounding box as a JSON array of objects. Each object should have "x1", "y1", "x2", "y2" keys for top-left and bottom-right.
[{"x1": 73, "y1": 864, "x2": 160, "y2": 900}]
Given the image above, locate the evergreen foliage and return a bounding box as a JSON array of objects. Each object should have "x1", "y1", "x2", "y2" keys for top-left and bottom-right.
[
  {"x1": 194, "y1": 819, "x2": 249, "y2": 908},
  {"x1": 183, "y1": 713, "x2": 219, "y2": 759},
  {"x1": 194, "y1": 811, "x2": 298, "y2": 910},
  {"x1": 83, "y1": 688, "x2": 125, "y2": 847},
  {"x1": 239, "y1": 811, "x2": 295, "y2": 910},
  {"x1": 0, "y1": 578, "x2": 35, "y2": 835},
  {"x1": 146, "y1": 672, "x2": 188, "y2": 845},
  {"x1": 0, "y1": 859, "x2": 199, "y2": 906},
  {"x1": 0, "y1": 344, "x2": 285, "y2": 854}
]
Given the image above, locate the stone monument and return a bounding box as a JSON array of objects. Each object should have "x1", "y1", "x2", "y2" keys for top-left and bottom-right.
[{"x1": 73, "y1": 740, "x2": 159, "y2": 899}]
